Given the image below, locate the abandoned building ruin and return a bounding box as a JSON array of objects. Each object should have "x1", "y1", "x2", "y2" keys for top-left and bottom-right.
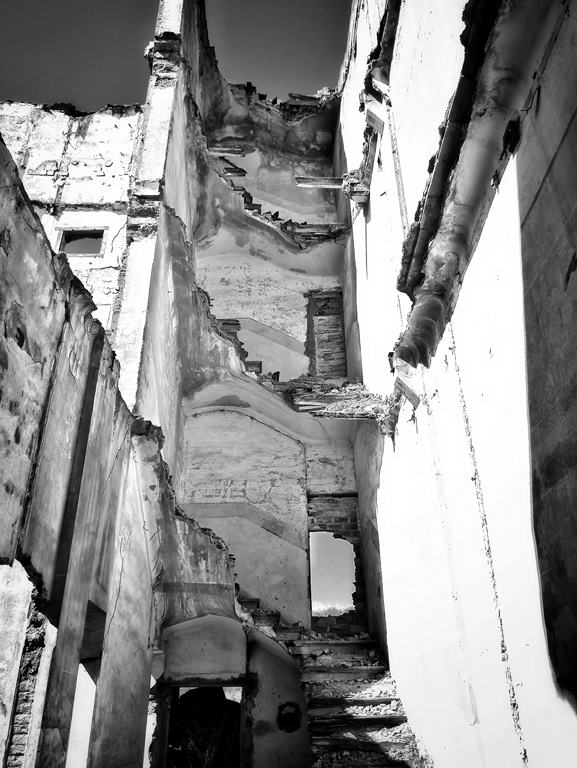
[{"x1": 2, "y1": 0, "x2": 577, "y2": 765}]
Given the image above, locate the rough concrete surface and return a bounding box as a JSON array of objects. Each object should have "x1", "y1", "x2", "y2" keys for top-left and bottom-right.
[{"x1": 3, "y1": 0, "x2": 577, "y2": 765}]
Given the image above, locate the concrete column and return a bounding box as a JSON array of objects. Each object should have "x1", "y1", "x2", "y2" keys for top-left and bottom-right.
[
  {"x1": 114, "y1": 238, "x2": 157, "y2": 409},
  {"x1": 87, "y1": 453, "x2": 155, "y2": 768},
  {"x1": 36, "y1": 340, "x2": 119, "y2": 767}
]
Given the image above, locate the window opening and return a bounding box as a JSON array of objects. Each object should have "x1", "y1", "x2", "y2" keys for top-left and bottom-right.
[
  {"x1": 310, "y1": 531, "x2": 355, "y2": 616},
  {"x1": 60, "y1": 229, "x2": 105, "y2": 256}
]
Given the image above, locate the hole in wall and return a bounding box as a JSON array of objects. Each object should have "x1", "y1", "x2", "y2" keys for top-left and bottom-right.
[
  {"x1": 4, "y1": 302, "x2": 29, "y2": 354},
  {"x1": 60, "y1": 229, "x2": 104, "y2": 256},
  {"x1": 14, "y1": 327, "x2": 25, "y2": 348},
  {"x1": 310, "y1": 531, "x2": 355, "y2": 616},
  {"x1": 277, "y1": 701, "x2": 301, "y2": 733},
  {"x1": 564, "y1": 251, "x2": 577, "y2": 291}
]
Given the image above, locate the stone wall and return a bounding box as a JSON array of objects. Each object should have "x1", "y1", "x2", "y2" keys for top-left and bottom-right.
[
  {"x1": 0, "y1": 146, "x2": 68, "y2": 564},
  {"x1": 305, "y1": 289, "x2": 347, "y2": 378},
  {"x1": 177, "y1": 409, "x2": 310, "y2": 625},
  {"x1": 4, "y1": 607, "x2": 52, "y2": 768},
  {"x1": 0, "y1": 104, "x2": 139, "y2": 333},
  {"x1": 0, "y1": 104, "x2": 139, "y2": 208},
  {"x1": 0, "y1": 133, "x2": 237, "y2": 768}
]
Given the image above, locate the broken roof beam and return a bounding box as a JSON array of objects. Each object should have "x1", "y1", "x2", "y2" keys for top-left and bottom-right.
[
  {"x1": 287, "y1": 223, "x2": 349, "y2": 233},
  {"x1": 295, "y1": 176, "x2": 343, "y2": 189},
  {"x1": 208, "y1": 146, "x2": 246, "y2": 157},
  {"x1": 288, "y1": 92, "x2": 321, "y2": 101},
  {"x1": 285, "y1": 93, "x2": 322, "y2": 106},
  {"x1": 289, "y1": 388, "x2": 401, "y2": 438},
  {"x1": 223, "y1": 167, "x2": 247, "y2": 178},
  {"x1": 366, "y1": 104, "x2": 385, "y2": 136}
]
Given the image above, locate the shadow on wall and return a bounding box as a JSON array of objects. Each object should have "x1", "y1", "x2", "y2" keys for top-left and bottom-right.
[{"x1": 519, "y1": 135, "x2": 577, "y2": 706}]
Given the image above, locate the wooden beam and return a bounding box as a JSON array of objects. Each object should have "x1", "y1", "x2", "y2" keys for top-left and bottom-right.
[
  {"x1": 287, "y1": 93, "x2": 320, "y2": 103},
  {"x1": 295, "y1": 176, "x2": 343, "y2": 189},
  {"x1": 207, "y1": 146, "x2": 245, "y2": 156}
]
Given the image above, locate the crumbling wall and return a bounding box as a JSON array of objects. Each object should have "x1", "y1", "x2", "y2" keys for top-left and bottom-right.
[
  {"x1": 353, "y1": 422, "x2": 387, "y2": 650},
  {"x1": 40, "y1": 209, "x2": 129, "y2": 332},
  {"x1": 0, "y1": 563, "x2": 33, "y2": 758},
  {"x1": 215, "y1": 148, "x2": 337, "y2": 224},
  {"x1": 196, "y1": 227, "x2": 339, "y2": 363},
  {"x1": 177, "y1": 409, "x2": 310, "y2": 625},
  {"x1": 0, "y1": 104, "x2": 139, "y2": 208},
  {"x1": 0, "y1": 133, "x2": 240, "y2": 768},
  {"x1": 4, "y1": 604, "x2": 56, "y2": 768},
  {"x1": 87, "y1": 422, "x2": 236, "y2": 768},
  {"x1": 136, "y1": 202, "x2": 243, "y2": 469},
  {"x1": 305, "y1": 289, "x2": 347, "y2": 378},
  {"x1": 0, "y1": 104, "x2": 139, "y2": 332},
  {"x1": 338, "y1": 0, "x2": 577, "y2": 765},
  {"x1": 155, "y1": 0, "x2": 346, "y2": 383},
  {"x1": 0, "y1": 145, "x2": 67, "y2": 563}
]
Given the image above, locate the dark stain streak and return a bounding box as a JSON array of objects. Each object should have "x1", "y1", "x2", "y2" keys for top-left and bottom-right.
[{"x1": 563, "y1": 252, "x2": 577, "y2": 291}]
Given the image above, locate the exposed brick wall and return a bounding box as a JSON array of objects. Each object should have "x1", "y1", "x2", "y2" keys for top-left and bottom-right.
[
  {"x1": 5, "y1": 607, "x2": 48, "y2": 768},
  {"x1": 308, "y1": 495, "x2": 366, "y2": 632},
  {"x1": 308, "y1": 495, "x2": 360, "y2": 545},
  {"x1": 305, "y1": 289, "x2": 347, "y2": 378}
]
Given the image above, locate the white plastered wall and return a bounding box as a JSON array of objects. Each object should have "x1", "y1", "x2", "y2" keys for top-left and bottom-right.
[
  {"x1": 340, "y1": 0, "x2": 577, "y2": 763},
  {"x1": 372, "y1": 163, "x2": 577, "y2": 768},
  {"x1": 41, "y1": 209, "x2": 127, "y2": 331},
  {"x1": 354, "y1": 138, "x2": 577, "y2": 768}
]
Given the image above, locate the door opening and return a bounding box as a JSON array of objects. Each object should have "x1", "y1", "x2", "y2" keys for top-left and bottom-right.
[
  {"x1": 309, "y1": 531, "x2": 355, "y2": 616},
  {"x1": 166, "y1": 686, "x2": 242, "y2": 767}
]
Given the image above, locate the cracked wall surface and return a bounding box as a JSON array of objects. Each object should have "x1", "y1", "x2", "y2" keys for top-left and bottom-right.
[
  {"x1": 0, "y1": 104, "x2": 140, "y2": 333},
  {"x1": 6, "y1": 0, "x2": 577, "y2": 766},
  {"x1": 0, "y1": 133, "x2": 239, "y2": 768},
  {"x1": 0, "y1": 1, "x2": 360, "y2": 765},
  {"x1": 338, "y1": 0, "x2": 577, "y2": 766}
]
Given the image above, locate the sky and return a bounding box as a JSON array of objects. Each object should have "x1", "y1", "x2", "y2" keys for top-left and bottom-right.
[
  {"x1": 310, "y1": 532, "x2": 355, "y2": 611},
  {"x1": 0, "y1": 0, "x2": 351, "y2": 110}
]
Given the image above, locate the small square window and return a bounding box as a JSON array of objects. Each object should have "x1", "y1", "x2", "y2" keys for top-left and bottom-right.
[{"x1": 60, "y1": 229, "x2": 105, "y2": 256}]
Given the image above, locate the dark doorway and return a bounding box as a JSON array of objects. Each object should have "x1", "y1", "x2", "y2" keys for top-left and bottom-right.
[{"x1": 166, "y1": 686, "x2": 241, "y2": 768}]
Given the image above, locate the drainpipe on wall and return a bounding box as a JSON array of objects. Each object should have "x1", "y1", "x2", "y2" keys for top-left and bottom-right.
[{"x1": 396, "y1": 0, "x2": 562, "y2": 368}]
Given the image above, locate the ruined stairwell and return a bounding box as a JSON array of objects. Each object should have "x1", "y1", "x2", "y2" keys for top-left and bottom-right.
[
  {"x1": 0, "y1": 2, "x2": 428, "y2": 764},
  {"x1": 293, "y1": 636, "x2": 422, "y2": 768},
  {"x1": 238, "y1": 582, "x2": 426, "y2": 767},
  {"x1": 207, "y1": 149, "x2": 349, "y2": 251},
  {"x1": 233, "y1": 485, "x2": 427, "y2": 768}
]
